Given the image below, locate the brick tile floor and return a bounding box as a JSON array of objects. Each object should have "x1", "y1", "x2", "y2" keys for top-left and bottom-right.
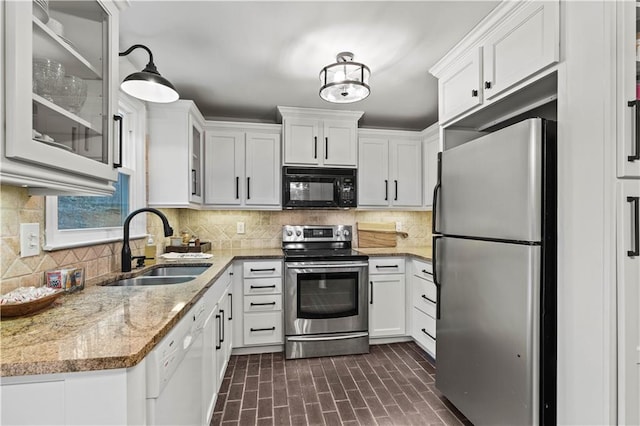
[{"x1": 211, "y1": 342, "x2": 471, "y2": 426}]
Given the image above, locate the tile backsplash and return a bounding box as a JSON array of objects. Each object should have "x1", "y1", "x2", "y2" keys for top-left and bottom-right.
[{"x1": 1, "y1": 184, "x2": 431, "y2": 293}]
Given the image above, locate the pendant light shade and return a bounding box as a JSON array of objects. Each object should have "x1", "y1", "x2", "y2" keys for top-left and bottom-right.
[
  {"x1": 119, "y1": 44, "x2": 179, "y2": 103},
  {"x1": 319, "y1": 52, "x2": 370, "y2": 104}
]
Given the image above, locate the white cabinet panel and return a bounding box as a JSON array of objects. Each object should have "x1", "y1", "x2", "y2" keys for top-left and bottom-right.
[
  {"x1": 369, "y1": 274, "x2": 406, "y2": 337},
  {"x1": 390, "y1": 139, "x2": 423, "y2": 207},
  {"x1": 412, "y1": 307, "x2": 436, "y2": 357},
  {"x1": 1, "y1": 380, "x2": 65, "y2": 425},
  {"x1": 438, "y1": 47, "x2": 483, "y2": 124},
  {"x1": 483, "y1": 0, "x2": 559, "y2": 100},
  {"x1": 245, "y1": 132, "x2": 281, "y2": 206},
  {"x1": 618, "y1": 179, "x2": 640, "y2": 426},
  {"x1": 283, "y1": 118, "x2": 319, "y2": 165},
  {"x1": 323, "y1": 119, "x2": 358, "y2": 166},
  {"x1": 204, "y1": 131, "x2": 245, "y2": 205},
  {"x1": 358, "y1": 137, "x2": 389, "y2": 206},
  {"x1": 243, "y1": 312, "x2": 283, "y2": 345}
]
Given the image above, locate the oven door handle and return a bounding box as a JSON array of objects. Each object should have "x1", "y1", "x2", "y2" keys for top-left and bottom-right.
[
  {"x1": 286, "y1": 262, "x2": 369, "y2": 269},
  {"x1": 287, "y1": 332, "x2": 369, "y2": 342}
]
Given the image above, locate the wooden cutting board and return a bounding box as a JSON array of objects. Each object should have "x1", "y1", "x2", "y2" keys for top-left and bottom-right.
[{"x1": 357, "y1": 222, "x2": 408, "y2": 248}]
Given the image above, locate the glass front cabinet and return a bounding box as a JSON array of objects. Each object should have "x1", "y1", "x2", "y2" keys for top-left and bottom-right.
[{"x1": 3, "y1": 0, "x2": 122, "y2": 194}]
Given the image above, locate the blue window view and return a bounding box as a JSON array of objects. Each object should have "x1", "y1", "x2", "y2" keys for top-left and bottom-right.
[{"x1": 58, "y1": 174, "x2": 130, "y2": 230}]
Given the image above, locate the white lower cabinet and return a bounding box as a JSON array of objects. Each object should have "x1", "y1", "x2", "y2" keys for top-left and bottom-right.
[
  {"x1": 411, "y1": 259, "x2": 437, "y2": 358},
  {"x1": 368, "y1": 257, "x2": 406, "y2": 337},
  {"x1": 238, "y1": 260, "x2": 284, "y2": 347}
]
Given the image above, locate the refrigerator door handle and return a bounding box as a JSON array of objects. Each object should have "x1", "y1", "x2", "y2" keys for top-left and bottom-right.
[
  {"x1": 432, "y1": 235, "x2": 442, "y2": 319},
  {"x1": 432, "y1": 152, "x2": 442, "y2": 234},
  {"x1": 628, "y1": 196, "x2": 640, "y2": 257}
]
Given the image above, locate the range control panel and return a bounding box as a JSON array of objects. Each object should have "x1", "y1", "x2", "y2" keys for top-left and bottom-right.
[{"x1": 282, "y1": 225, "x2": 352, "y2": 243}]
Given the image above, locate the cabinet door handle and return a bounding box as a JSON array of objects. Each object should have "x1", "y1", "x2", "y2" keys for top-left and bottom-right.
[
  {"x1": 247, "y1": 177, "x2": 251, "y2": 200},
  {"x1": 369, "y1": 281, "x2": 374, "y2": 305},
  {"x1": 250, "y1": 301, "x2": 276, "y2": 306},
  {"x1": 325, "y1": 137, "x2": 328, "y2": 160},
  {"x1": 394, "y1": 180, "x2": 398, "y2": 201},
  {"x1": 421, "y1": 269, "x2": 433, "y2": 276},
  {"x1": 421, "y1": 294, "x2": 436, "y2": 304},
  {"x1": 235, "y1": 177, "x2": 240, "y2": 199},
  {"x1": 250, "y1": 327, "x2": 276, "y2": 332},
  {"x1": 191, "y1": 169, "x2": 197, "y2": 195},
  {"x1": 628, "y1": 196, "x2": 640, "y2": 257},
  {"x1": 228, "y1": 293, "x2": 233, "y2": 320},
  {"x1": 250, "y1": 268, "x2": 276, "y2": 272},
  {"x1": 215, "y1": 314, "x2": 221, "y2": 350},
  {"x1": 471, "y1": 89, "x2": 479, "y2": 97},
  {"x1": 627, "y1": 101, "x2": 640, "y2": 162},
  {"x1": 220, "y1": 309, "x2": 225, "y2": 343},
  {"x1": 484, "y1": 81, "x2": 492, "y2": 89},
  {"x1": 384, "y1": 180, "x2": 388, "y2": 201},
  {"x1": 314, "y1": 136, "x2": 318, "y2": 159},
  {"x1": 250, "y1": 284, "x2": 276, "y2": 289},
  {"x1": 112, "y1": 115, "x2": 123, "y2": 168},
  {"x1": 375, "y1": 264, "x2": 398, "y2": 269},
  {"x1": 421, "y1": 328, "x2": 436, "y2": 341}
]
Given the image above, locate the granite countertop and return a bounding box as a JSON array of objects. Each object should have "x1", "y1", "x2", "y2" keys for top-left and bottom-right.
[{"x1": 0, "y1": 246, "x2": 429, "y2": 378}]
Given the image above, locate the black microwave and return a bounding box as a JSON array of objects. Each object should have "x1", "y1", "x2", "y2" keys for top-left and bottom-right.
[{"x1": 282, "y1": 166, "x2": 357, "y2": 209}]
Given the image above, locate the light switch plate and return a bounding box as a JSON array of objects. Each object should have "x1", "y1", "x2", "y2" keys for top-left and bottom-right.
[
  {"x1": 237, "y1": 222, "x2": 245, "y2": 234},
  {"x1": 395, "y1": 221, "x2": 402, "y2": 232},
  {"x1": 20, "y1": 223, "x2": 40, "y2": 257}
]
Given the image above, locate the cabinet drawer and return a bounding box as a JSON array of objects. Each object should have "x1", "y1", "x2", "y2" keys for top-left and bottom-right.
[
  {"x1": 412, "y1": 259, "x2": 433, "y2": 278},
  {"x1": 243, "y1": 277, "x2": 282, "y2": 295},
  {"x1": 244, "y1": 294, "x2": 282, "y2": 312},
  {"x1": 369, "y1": 258, "x2": 405, "y2": 274},
  {"x1": 244, "y1": 312, "x2": 283, "y2": 345},
  {"x1": 243, "y1": 261, "x2": 282, "y2": 278},
  {"x1": 412, "y1": 307, "x2": 436, "y2": 357},
  {"x1": 414, "y1": 275, "x2": 437, "y2": 318}
]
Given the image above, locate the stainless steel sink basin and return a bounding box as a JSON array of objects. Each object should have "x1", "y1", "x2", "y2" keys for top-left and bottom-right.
[
  {"x1": 105, "y1": 276, "x2": 196, "y2": 286},
  {"x1": 141, "y1": 264, "x2": 211, "y2": 277}
]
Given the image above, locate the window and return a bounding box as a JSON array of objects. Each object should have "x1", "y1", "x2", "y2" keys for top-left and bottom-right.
[{"x1": 44, "y1": 94, "x2": 146, "y2": 250}]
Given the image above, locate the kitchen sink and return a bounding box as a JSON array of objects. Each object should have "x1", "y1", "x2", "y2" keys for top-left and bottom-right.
[
  {"x1": 104, "y1": 276, "x2": 196, "y2": 286},
  {"x1": 141, "y1": 264, "x2": 211, "y2": 277}
]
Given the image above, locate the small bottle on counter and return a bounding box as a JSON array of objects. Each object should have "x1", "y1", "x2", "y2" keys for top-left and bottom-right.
[{"x1": 145, "y1": 235, "x2": 156, "y2": 266}]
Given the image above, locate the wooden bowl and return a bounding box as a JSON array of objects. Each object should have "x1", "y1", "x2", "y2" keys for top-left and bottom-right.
[{"x1": 0, "y1": 291, "x2": 63, "y2": 318}]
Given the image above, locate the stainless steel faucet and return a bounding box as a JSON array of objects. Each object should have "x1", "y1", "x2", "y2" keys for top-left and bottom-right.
[{"x1": 121, "y1": 208, "x2": 173, "y2": 272}]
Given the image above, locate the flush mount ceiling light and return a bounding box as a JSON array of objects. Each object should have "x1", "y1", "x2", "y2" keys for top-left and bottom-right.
[
  {"x1": 118, "y1": 44, "x2": 179, "y2": 103},
  {"x1": 319, "y1": 52, "x2": 370, "y2": 104}
]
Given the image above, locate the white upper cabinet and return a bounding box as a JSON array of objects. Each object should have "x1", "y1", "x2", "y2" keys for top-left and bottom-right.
[
  {"x1": 204, "y1": 122, "x2": 281, "y2": 209},
  {"x1": 278, "y1": 106, "x2": 362, "y2": 167},
  {"x1": 147, "y1": 100, "x2": 205, "y2": 208},
  {"x1": 438, "y1": 47, "x2": 483, "y2": 124},
  {"x1": 3, "y1": 0, "x2": 122, "y2": 195},
  {"x1": 430, "y1": 0, "x2": 559, "y2": 126},
  {"x1": 616, "y1": 0, "x2": 640, "y2": 178},
  {"x1": 422, "y1": 123, "x2": 440, "y2": 209},
  {"x1": 358, "y1": 129, "x2": 423, "y2": 209}
]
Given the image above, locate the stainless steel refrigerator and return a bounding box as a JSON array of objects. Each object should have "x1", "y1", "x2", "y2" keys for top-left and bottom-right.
[{"x1": 432, "y1": 118, "x2": 556, "y2": 426}]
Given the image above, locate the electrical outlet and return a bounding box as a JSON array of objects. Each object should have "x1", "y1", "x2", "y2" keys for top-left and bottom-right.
[
  {"x1": 395, "y1": 221, "x2": 402, "y2": 232},
  {"x1": 237, "y1": 222, "x2": 245, "y2": 234},
  {"x1": 20, "y1": 223, "x2": 40, "y2": 257}
]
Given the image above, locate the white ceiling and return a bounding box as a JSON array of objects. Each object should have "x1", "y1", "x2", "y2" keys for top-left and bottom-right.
[{"x1": 119, "y1": 1, "x2": 499, "y2": 131}]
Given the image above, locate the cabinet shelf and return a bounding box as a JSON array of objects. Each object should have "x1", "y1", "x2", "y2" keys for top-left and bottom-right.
[
  {"x1": 32, "y1": 16, "x2": 102, "y2": 80},
  {"x1": 33, "y1": 93, "x2": 99, "y2": 133}
]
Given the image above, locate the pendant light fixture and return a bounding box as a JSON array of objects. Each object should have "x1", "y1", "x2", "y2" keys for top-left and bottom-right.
[
  {"x1": 118, "y1": 44, "x2": 179, "y2": 103},
  {"x1": 319, "y1": 52, "x2": 370, "y2": 104}
]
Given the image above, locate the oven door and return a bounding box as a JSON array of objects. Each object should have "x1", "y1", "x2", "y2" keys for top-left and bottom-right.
[{"x1": 285, "y1": 261, "x2": 369, "y2": 335}]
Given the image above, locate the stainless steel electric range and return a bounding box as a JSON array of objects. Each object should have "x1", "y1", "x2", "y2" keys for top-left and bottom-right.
[{"x1": 283, "y1": 225, "x2": 370, "y2": 359}]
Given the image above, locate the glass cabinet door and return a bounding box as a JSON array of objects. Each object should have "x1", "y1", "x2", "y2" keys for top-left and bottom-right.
[
  {"x1": 190, "y1": 118, "x2": 203, "y2": 202},
  {"x1": 5, "y1": 1, "x2": 119, "y2": 183}
]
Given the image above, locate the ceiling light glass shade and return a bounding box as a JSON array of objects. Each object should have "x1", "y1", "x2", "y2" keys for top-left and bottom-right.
[
  {"x1": 319, "y1": 52, "x2": 370, "y2": 104},
  {"x1": 119, "y1": 44, "x2": 179, "y2": 103}
]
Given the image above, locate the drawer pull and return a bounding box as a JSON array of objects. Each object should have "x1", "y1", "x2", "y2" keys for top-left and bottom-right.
[
  {"x1": 375, "y1": 264, "x2": 398, "y2": 269},
  {"x1": 250, "y1": 284, "x2": 276, "y2": 289},
  {"x1": 421, "y1": 294, "x2": 436, "y2": 304},
  {"x1": 250, "y1": 326, "x2": 276, "y2": 332},
  {"x1": 421, "y1": 328, "x2": 436, "y2": 341},
  {"x1": 250, "y1": 301, "x2": 277, "y2": 306},
  {"x1": 250, "y1": 267, "x2": 276, "y2": 272},
  {"x1": 421, "y1": 269, "x2": 433, "y2": 276}
]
